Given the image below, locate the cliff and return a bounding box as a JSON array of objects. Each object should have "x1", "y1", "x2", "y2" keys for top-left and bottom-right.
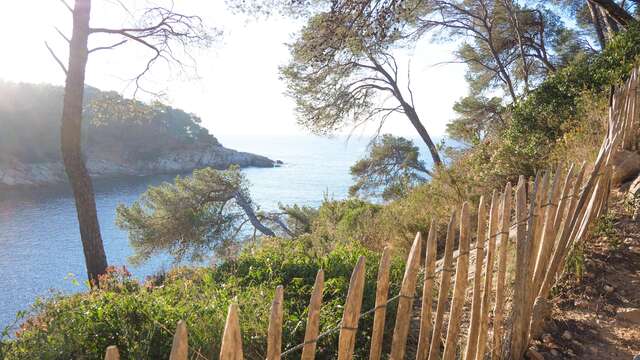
[
  {"x1": 0, "y1": 82, "x2": 276, "y2": 187},
  {"x1": 0, "y1": 146, "x2": 275, "y2": 187}
]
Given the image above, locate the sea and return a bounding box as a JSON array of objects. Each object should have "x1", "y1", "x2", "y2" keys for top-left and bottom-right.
[{"x1": 0, "y1": 134, "x2": 434, "y2": 329}]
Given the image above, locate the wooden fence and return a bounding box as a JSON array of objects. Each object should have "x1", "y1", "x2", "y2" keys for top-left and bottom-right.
[{"x1": 103, "y1": 66, "x2": 639, "y2": 360}]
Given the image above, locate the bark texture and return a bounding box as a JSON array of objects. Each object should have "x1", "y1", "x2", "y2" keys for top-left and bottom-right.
[{"x1": 61, "y1": 0, "x2": 108, "y2": 282}]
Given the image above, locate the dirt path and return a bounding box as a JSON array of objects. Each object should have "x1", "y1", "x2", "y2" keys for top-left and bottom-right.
[{"x1": 529, "y1": 200, "x2": 640, "y2": 359}]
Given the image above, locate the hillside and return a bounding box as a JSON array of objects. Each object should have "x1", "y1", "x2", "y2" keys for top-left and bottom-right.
[{"x1": 0, "y1": 82, "x2": 275, "y2": 186}]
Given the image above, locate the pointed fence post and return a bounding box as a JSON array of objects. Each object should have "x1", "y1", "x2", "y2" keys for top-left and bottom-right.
[
  {"x1": 220, "y1": 303, "x2": 243, "y2": 360},
  {"x1": 539, "y1": 163, "x2": 585, "y2": 300},
  {"x1": 369, "y1": 248, "x2": 392, "y2": 360},
  {"x1": 442, "y1": 202, "x2": 471, "y2": 360},
  {"x1": 463, "y1": 197, "x2": 487, "y2": 360},
  {"x1": 532, "y1": 166, "x2": 563, "y2": 298},
  {"x1": 428, "y1": 211, "x2": 457, "y2": 360},
  {"x1": 169, "y1": 320, "x2": 188, "y2": 360},
  {"x1": 389, "y1": 232, "x2": 423, "y2": 360},
  {"x1": 267, "y1": 285, "x2": 284, "y2": 360},
  {"x1": 337, "y1": 256, "x2": 366, "y2": 360},
  {"x1": 416, "y1": 222, "x2": 438, "y2": 360},
  {"x1": 507, "y1": 175, "x2": 538, "y2": 360},
  {"x1": 301, "y1": 270, "x2": 324, "y2": 360},
  {"x1": 104, "y1": 345, "x2": 120, "y2": 360},
  {"x1": 492, "y1": 182, "x2": 512, "y2": 360},
  {"x1": 474, "y1": 190, "x2": 500, "y2": 360}
]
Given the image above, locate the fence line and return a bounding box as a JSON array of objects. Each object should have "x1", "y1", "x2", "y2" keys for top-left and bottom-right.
[{"x1": 102, "y1": 65, "x2": 639, "y2": 359}]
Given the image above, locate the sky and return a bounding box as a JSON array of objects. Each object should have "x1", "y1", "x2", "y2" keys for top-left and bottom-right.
[{"x1": 0, "y1": 0, "x2": 468, "y2": 137}]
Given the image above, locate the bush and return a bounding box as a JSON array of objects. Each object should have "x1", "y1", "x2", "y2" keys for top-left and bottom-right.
[{"x1": 0, "y1": 242, "x2": 404, "y2": 360}]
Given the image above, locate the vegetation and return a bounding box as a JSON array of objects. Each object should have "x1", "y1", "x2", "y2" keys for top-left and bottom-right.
[
  {"x1": 5, "y1": 0, "x2": 640, "y2": 358},
  {"x1": 349, "y1": 134, "x2": 430, "y2": 201},
  {"x1": 0, "y1": 83, "x2": 220, "y2": 165},
  {"x1": 0, "y1": 241, "x2": 403, "y2": 360}
]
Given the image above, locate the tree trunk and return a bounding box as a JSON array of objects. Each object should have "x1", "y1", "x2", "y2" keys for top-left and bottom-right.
[
  {"x1": 588, "y1": 0, "x2": 607, "y2": 49},
  {"x1": 591, "y1": 0, "x2": 635, "y2": 27},
  {"x1": 234, "y1": 192, "x2": 276, "y2": 237},
  {"x1": 62, "y1": 0, "x2": 108, "y2": 283},
  {"x1": 401, "y1": 103, "x2": 443, "y2": 167}
]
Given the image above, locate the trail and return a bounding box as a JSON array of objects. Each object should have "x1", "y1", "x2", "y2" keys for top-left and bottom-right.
[{"x1": 530, "y1": 197, "x2": 640, "y2": 359}]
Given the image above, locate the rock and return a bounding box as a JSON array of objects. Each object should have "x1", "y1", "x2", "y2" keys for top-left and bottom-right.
[
  {"x1": 575, "y1": 299, "x2": 590, "y2": 308},
  {"x1": 633, "y1": 354, "x2": 640, "y2": 360},
  {"x1": 550, "y1": 348, "x2": 561, "y2": 357},
  {"x1": 616, "y1": 308, "x2": 640, "y2": 324},
  {"x1": 530, "y1": 298, "x2": 554, "y2": 339},
  {"x1": 526, "y1": 348, "x2": 545, "y2": 360},
  {"x1": 629, "y1": 174, "x2": 640, "y2": 197},
  {"x1": 0, "y1": 145, "x2": 276, "y2": 187},
  {"x1": 542, "y1": 333, "x2": 554, "y2": 343},
  {"x1": 612, "y1": 150, "x2": 640, "y2": 187},
  {"x1": 604, "y1": 284, "x2": 615, "y2": 293},
  {"x1": 562, "y1": 330, "x2": 573, "y2": 340}
]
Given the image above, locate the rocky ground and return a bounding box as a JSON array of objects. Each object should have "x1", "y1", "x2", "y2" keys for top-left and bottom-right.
[
  {"x1": 0, "y1": 145, "x2": 277, "y2": 187},
  {"x1": 527, "y1": 198, "x2": 640, "y2": 359}
]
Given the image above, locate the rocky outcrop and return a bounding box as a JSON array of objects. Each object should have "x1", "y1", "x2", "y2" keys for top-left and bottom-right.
[
  {"x1": 0, "y1": 145, "x2": 275, "y2": 187},
  {"x1": 611, "y1": 150, "x2": 640, "y2": 186}
]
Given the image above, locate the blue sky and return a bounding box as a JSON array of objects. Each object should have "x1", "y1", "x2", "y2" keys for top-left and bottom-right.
[{"x1": 0, "y1": 0, "x2": 468, "y2": 137}]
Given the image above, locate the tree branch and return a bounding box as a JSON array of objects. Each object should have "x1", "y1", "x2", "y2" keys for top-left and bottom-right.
[
  {"x1": 44, "y1": 41, "x2": 67, "y2": 75},
  {"x1": 89, "y1": 39, "x2": 128, "y2": 53}
]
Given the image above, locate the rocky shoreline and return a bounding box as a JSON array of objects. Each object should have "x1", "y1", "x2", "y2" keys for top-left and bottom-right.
[{"x1": 0, "y1": 145, "x2": 277, "y2": 187}]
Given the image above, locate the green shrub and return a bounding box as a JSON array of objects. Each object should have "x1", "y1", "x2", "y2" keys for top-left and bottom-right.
[{"x1": 1, "y1": 242, "x2": 404, "y2": 360}]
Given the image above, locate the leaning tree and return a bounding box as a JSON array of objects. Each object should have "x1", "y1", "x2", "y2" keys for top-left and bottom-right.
[
  {"x1": 46, "y1": 0, "x2": 214, "y2": 282},
  {"x1": 281, "y1": 1, "x2": 444, "y2": 167}
]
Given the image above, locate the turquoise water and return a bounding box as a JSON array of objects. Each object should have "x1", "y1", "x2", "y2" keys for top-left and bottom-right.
[{"x1": 0, "y1": 135, "x2": 432, "y2": 329}]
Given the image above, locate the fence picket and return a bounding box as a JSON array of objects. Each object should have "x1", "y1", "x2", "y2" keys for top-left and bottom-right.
[
  {"x1": 442, "y1": 202, "x2": 471, "y2": 360},
  {"x1": 532, "y1": 165, "x2": 563, "y2": 299},
  {"x1": 301, "y1": 270, "x2": 324, "y2": 360},
  {"x1": 337, "y1": 256, "x2": 366, "y2": 360},
  {"x1": 539, "y1": 163, "x2": 585, "y2": 299},
  {"x1": 104, "y1": 345, "x2": 120, "y2": 360},
  {"x1": 390, "y1": 232, "x2": 423, "y2": 360},
  {"x1": 416, "y1": 222, "x2": 438, "y2": 360},
  {"x1": 492, "y1": 182, "x2": 512, "y2": 360},
  {"x1": 474, "y1": 190, "x2": 500, "y2": 360},
  {"x1": 368, "y1": 247, "x2": 391, "y2": 360},
  {"x1": 220, "y1": 303, "x2": 243, "y2": 360},
  {"x1": 463, "y1": 196, "x2": 487, "y2": 360},
  {"x1": 428, "y1": 211, "x2": 457, "y2": 360},
  {"x1": 507, "y1": 175, "x2": 539, "y2": 360},
  {"x1": 267, "y1": 285, "x2": 284, "y2": 360},
  {"x1": 169, "y1": 320, "x2": 188, "y2": 360}
]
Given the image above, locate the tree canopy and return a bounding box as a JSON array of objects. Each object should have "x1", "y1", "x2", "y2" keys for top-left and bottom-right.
[
  {"x1": 349, "y1": 134, "x2": 429, "y2": 200},
  {"x1": 0, "y1": 82, "x2": 220, "y2": 164}
]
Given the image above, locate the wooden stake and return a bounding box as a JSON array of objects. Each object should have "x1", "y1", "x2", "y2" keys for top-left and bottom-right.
[
  {"x1": 539, "y1": 163, "x2": 585, "y2": 299},
  {"x1": 428, "y1": 211, "x2": 457, "y2": 360},
  {"x1": 220, "y1": 303, "x2": 243, "y2": 360},
  {"x1": 337, "y1": 256, "x2": 366, "y2": 360},
  {"x1": 492, "y1": 182, "x2": 512, "y2": 360},
  {"x1": 416, "y1": 222, "x2": 438, "y2": 360},
  {"x1": 301, "y1": 270, "x2": 324, "y2": 360},
  {"x1": 507, "y1": 175, "x2": 538, "y2": 360},
  {"x1": 369, "y1": 248, "x2": 391, "y2": 360},
  {"x1": 463, "y1": 196, "x2": 487, "y2": 360},
  {"x1": 267, "y1": 285, "x2": 284, "y2": 360},
  {"x1": 169, "y1": 320, "x2": 188, "y2": 360},
  {"x1": 474, "y1": 190, "x2": 500, "y2": 360},
  {"x1": 532, "y1": 165, "x2": 563, "y2": 298},
  {"x1": 442, "y1": 202, "x2": 471, "y2": 360},
  {"x1": 390, "y1": 232, "x2": 422, "y2": 360},
  {"x1": 104, "y1": 345, "x2": 120, "y2": 360}
]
